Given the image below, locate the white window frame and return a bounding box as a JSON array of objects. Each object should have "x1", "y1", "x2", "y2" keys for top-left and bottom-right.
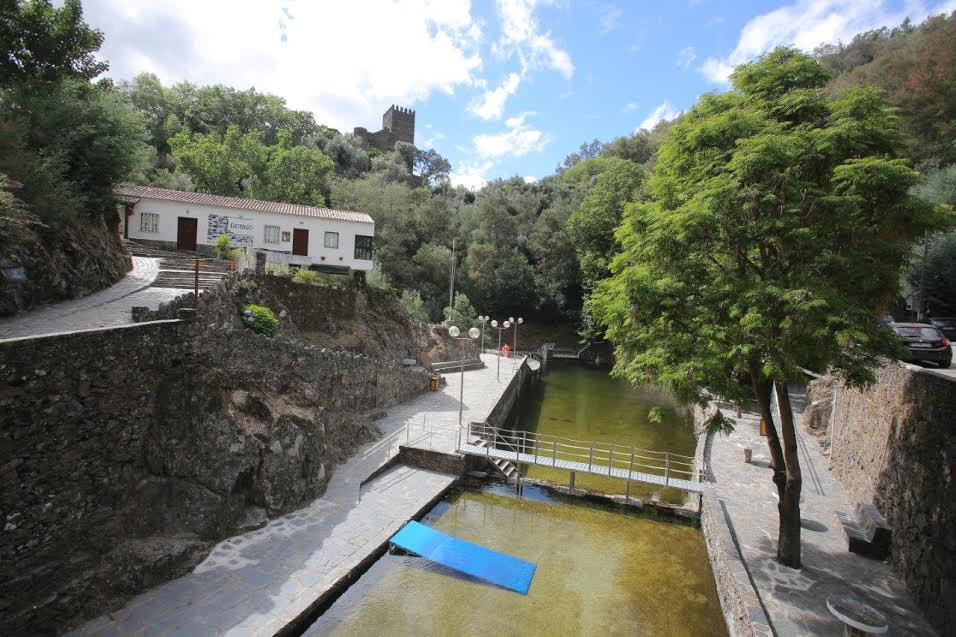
[
  {"x1": 140, "y1": 212, "x2": 159, "y2": 233},
  {"x1": 324, "y1": 231, "x2": 339, "y2": 249},
  {"x1": 264, "y1": 224, "x2": 280, "y2": 244}
]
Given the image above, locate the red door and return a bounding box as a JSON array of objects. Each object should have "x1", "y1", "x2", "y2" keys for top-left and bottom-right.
[
  {"x1": 176, "y1": 217, "x2": 198, "y2": 251},
  {"x1": 292, "y1": 228, "x2": 309, "y2": 256}
]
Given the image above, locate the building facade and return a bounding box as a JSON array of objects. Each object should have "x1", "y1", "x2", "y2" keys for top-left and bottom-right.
[
  {"x1": 353, "y1": 105, "x2": 415, "y2": 152},
  {"x1": 115, "y1": 186, "x2": 375, "y2": 274}
]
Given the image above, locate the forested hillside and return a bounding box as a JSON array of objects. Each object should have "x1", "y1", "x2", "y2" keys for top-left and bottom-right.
[{"x1": 2, "y1": 2, "x2": 954, "y2": 321}]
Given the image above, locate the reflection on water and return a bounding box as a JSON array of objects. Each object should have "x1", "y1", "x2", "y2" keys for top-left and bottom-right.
[
  {"x1": 515, "y1": 360, "x2": 697, "y2": 503},
  {"x1": 306, "y1": 483, "x2": 726, "y2": 637}
]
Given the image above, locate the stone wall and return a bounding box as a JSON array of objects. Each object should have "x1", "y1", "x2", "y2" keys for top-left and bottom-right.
[
  {"x1": 818, "y1": 364, "x2": 956, "y2": 632},
  {"x1": 0, "y1": 217, "x2": 130, "y2": 315},
  {"x1": 0, "y1": 310, "x2": 430, "y2": 633}
]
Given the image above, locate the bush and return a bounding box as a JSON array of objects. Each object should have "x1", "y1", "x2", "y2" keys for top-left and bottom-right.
[
  {"x1": 400, "y1": 289, "x2": 430, "y2": 323},
  {"x1": 215, "y1": 234, "x2": 237, "y2": 260},
  {"x1": 293, "y1": 268, "x2": 355, "y2": 287},
  {"x1": 293, "y1": 269, "x2": 321, "y2": 285},
  {"x1": 241, "y1": 304, "x2": 278, "y2": 337}
]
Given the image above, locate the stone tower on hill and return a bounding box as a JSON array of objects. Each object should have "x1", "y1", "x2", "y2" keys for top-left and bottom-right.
[{"x1": 353, "y1": 105, "x2": 415, "y2": 152}]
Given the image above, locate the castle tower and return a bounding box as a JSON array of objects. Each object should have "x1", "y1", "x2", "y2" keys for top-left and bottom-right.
[{"x1": 382, "y1": 105, "x2": 415, "y2": 146}]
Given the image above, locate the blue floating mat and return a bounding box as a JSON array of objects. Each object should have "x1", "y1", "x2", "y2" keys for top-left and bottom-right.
[{"x1": 390, "y1": 521, "x2": 537, "y2": 594}]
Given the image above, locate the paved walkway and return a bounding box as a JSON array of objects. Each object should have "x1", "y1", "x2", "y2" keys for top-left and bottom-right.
[
  {"x1": 708, "y1": 393, "x2": 935, "y2": 636},
  {"x1": 72, "y1": 354, "x2": 527, "y2": 636},
  {"x1": 0, "y1": 257, "x2": 183, "y2": 340}
]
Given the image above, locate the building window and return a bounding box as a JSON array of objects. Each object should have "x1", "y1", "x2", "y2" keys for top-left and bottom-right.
[
  {"x1": 354, "y1": 235, "x2": 374, "y2": 260},
  {"x1": 281, "y1": 231, "x2": 291, "y2": 242},
  {"x1": 264, "y1": 225, "x2": 280, "y2": 244},
  {"x1": 140, "y1": 212, "x2": 159, "y2": 233},
  {"x1": 324, "y1": 231, "x2": 339, "y2": 249}
]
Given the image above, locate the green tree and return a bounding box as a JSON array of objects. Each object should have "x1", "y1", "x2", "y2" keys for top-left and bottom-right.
[
  {"x1": 444, "y1": 291, "x2": 479, "y2": 329},
  {"x1": 246, "y1": 129, "x2": 333, "y2": 206},
  {"x1": 400, "y1": 288, "x2": 430, "y2": 323},
  {"x1": 169, "y1": 125, "x2": 265, "y2": 196},
  {"x1": 908, "y1": 231, "x2": 956, "y2": 314},
  {"x1": 0, "y1": 0, "x2": 107, "y2": 87},
  {"x1": 589, "y1": 48, "x2": 949, "y2": 568}
]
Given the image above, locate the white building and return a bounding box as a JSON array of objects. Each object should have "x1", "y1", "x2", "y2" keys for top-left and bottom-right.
[{"x1": 114, "y1": 185, "x2": 375, "y2": 275}]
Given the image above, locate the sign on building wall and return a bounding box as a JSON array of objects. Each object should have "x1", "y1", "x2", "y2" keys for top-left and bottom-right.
[{"x1": 207, "y1": 214, "x2": 255, "y2": 246}]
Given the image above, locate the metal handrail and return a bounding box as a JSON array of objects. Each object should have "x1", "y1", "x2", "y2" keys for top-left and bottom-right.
[
  {"x1": 465, "y1": 422, "x2": 696, "y2": 481},
  {"x1": 468, "y1": 422, "x2": 695, "y2": 462}
]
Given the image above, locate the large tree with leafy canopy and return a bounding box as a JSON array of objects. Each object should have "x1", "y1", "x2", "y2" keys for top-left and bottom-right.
[{"x1": 589, "y1": 48, "x2": 951, "y2": 568}]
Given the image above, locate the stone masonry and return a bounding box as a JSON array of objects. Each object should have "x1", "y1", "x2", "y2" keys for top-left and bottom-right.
[{"x1": 0, "y1": 280, "x2": 434, "y2": 633}]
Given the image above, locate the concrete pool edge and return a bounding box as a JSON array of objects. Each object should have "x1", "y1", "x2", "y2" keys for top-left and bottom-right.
[{"x1": 275, "y1": 475, "x2": 462, "y2": 637}]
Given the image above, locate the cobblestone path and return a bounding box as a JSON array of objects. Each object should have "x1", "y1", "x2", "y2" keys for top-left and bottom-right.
[{"x1": 0, "y1": 257, "x2": 183, "y2": 340}]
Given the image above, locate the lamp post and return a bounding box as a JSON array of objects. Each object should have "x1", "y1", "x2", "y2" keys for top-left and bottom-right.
[
  {"x1": 491, "y1": 319, "x2": 511, "y2": 382},
  {"x1": 478, "y1": 315, "x2": 489, "y2": 354},
  {"x1": 512, "y1": 317, "x2": 523, "y2": 352},
  {"x1": 448, "y1": 326, "x2": 481, "y2": 433}
]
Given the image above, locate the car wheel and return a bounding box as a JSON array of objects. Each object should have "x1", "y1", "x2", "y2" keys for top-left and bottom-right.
[{"x1": 940, "y1": 358, "x2": 952, "y2": 369}]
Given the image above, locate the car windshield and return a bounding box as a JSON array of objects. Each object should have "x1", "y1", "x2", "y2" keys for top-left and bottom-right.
[{"x1": 894, "y1": 326, "x2": 943, "y2": 339}]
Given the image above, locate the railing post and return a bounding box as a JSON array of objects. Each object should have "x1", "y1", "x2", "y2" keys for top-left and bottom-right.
[
  {"x1": 609, "y1": 448, "x2": 614, "y2": 476},
  {"x1": 406, "y1": 423, "x2": 409, "y2": 443},
  {"x1": 552, "y1": 441, "x2": 557, "y2": 467},
  {"x1": 589, "y1": 443, "x2": 594, "y2": 472},
  {"x1": 665, "y1": 452, "x2": 670, "y2": 486},
  {"x1": 628, "y1": 446, "x2": 635, "y2": 481}
]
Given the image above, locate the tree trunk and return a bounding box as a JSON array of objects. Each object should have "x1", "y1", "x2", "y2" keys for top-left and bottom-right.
[
  {"x1": 774, "y1": 380, "x2": 802, "y2": 568},
  {"x1": 749, "y1": 360, "x2": 802, "y2": 568}
]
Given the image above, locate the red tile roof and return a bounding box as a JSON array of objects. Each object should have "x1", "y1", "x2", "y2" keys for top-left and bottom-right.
[{"x1": 114, "y1": 185, "x2": 374, "y2": 224}]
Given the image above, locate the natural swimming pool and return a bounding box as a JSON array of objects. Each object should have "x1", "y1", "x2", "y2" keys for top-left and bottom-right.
[{"x1": 304, "y1": 362, "x2": 725, "y2": 636}]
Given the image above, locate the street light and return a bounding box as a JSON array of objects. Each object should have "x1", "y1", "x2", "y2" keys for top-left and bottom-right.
[
  {"x1": 513, "y1": 317, "x2": 523, "y2": 352},
  {"x1": 491, "y1": 319, "x2": 511, "y2": 381},
  {"x1": 478, "y1": 315, "x2": 489, "y2": 354},
  {"x1": 448, "y1": 325, "x2": 481, "y2": 434}
]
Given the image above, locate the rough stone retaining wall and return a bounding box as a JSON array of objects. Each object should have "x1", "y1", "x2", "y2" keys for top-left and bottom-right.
[
  {"x1": 700, "y1": 492, "x2": 774, "y2": 637},
  {"x1": 0, "y1": 306, "x2": 431, "y2": 633},
  {"x1": 821, "y1": 363, "x2": 956, "y2": 632}
]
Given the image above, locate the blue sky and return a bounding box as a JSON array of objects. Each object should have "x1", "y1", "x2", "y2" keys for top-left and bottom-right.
[{"x1": 83, "y1": 0, "x2": 956, "y2": 188}]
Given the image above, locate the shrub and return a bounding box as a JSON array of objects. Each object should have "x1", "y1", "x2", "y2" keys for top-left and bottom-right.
[
  {"x1": 293, "y1": 269, "x2": 321, "y2": 285},
  {"x1": 241, "y1": 304, "x2": 278, "y2": 337},
  {"x1": 265, "y1": 262, "x2": 290, "y2": 276},
  {"x1": 215, "y1": 234, "x2": 237, "y2": 260}
]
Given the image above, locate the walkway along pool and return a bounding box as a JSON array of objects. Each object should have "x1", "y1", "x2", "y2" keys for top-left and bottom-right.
[
  {"x1": 303, "y1": 361, "x2": 724, "y2": 636},
  {"x1": 304, "y1": 482, "x2": 726, "y2": 636}
]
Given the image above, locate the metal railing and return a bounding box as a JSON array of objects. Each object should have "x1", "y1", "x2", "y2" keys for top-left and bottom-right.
[{"x1": 464, "y1": 422, "x2": 697, "y2": 484}]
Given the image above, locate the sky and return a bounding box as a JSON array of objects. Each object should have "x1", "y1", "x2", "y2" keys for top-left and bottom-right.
[{"x1": 82, "y1": 0, "x2": 956, "y2": 189}]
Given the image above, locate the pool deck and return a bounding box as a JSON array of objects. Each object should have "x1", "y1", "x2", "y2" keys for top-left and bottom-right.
[
  {"x1": 71, "y1": 353, "x2": 531, "y2": 636},
  {"x1": 705, "y1": 393, "x2": 936, "y2": 636}
]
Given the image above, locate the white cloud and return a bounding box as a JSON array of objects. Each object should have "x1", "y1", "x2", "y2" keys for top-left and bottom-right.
[
  {"x1": 474, "y1": 111, "x2": 550, "y2": 159},
  {"x1": 83, "y1": 0, "x2": 482, "y2": 130},
  {"x1": 638, "y1": 102, "x2": 680, "y2": 131},
  {"x1": 494, "y1": 0, "x2": 574, "y2": 78},
  {"x1": 676, "y1": 46, "x2": 697, "y2": 69},
  {"x1": 451, "y1": 160, "x2": 495, "y2": 190},
  {"x1": 597, "y1": 4, "x2": 624, "y2": 32},
  {"x1": 470, "y1": 72, "x2": 522, "y2": 120},
  {"x1": 523, "y1": 175, "x2": 538, "y2": 183},
  {"x1": 700, "y1": 0, "x2": 953, "y2": 84},
  {"x1": 621, "y1": 101, "x2": 638, "y2": 113}
]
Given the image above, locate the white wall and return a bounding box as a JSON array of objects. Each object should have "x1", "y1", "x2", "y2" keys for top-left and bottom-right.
[{"x1": 124, "y1": 198, "x2": 375, "y2": 271}]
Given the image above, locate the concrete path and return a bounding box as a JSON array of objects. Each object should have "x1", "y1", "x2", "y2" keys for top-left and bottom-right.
[
  {"x1": 0, "y1": 257, "x2": 183, "y2": 340},
  {"x1": 707, "y1": 394, "x2": 935, "y2": 636},
  {"x1": 72, "y1": 354, "x2": 527, "y2": 636}
]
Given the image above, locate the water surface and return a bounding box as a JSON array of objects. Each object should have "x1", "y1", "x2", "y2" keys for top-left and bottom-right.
[
  {"x1": 306, "y1": 482, "x2": 726, "y2": 637},
  {"x1": 515, "y1": 360, "x2": 696, "y2": 502}
]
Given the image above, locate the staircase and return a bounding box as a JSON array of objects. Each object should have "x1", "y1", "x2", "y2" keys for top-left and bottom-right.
[
  {"x1": 472, "y1": 438, "x2": 519, "y2": 480},
  {"x1": 431, "y1": 359, "x2": 485, "y2": 374},
  {"x1": 126, "y1": 241, "x2": 231, "y2": 290}
]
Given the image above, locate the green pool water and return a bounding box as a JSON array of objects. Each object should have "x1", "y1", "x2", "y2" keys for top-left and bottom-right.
[
  {"x1": 305, "y1": 363, "x2": 724, "y2": 636},
  {"x1": 305, "y1": 482, "x2": 726, "y2": 636},
  {"x1": 514, "y1": 360, "x2": 697, "y2": 503}
]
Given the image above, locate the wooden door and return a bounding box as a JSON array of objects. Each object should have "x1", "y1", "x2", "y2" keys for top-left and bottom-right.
[
  {"x1": 176, "y1": 217, "x2": 198, "y2": 251},
  {"x1": 292, "y1": 228, "x2": 309, "y2": 256}
]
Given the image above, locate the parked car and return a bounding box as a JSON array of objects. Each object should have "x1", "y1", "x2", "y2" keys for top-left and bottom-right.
[
  {"x1": 890, "y1": 323, "x2": 952, "y2": 368},
  {"x1": 928, "y1": 317, "x2": 956, "y2": 340}
]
